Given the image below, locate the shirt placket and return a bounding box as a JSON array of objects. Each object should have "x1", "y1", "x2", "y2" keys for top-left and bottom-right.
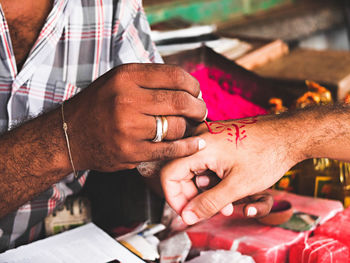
[
  {"x1": 0, "y1": 5, "x2": 16, "y2": 132},
  {"x1": 0, "y1": 5, "x2": 17, "y2": 79},
  {"x1": 6, "y1": 0, "x2": 69, "y2": 128}
]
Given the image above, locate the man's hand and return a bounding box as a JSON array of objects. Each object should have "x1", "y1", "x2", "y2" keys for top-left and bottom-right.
[
  {"x1": 161, "y1": 116, "x2": 303, "y2": 225},
  {"x1": 65, "y1": 63, "x2": 207, "y2": 172}
]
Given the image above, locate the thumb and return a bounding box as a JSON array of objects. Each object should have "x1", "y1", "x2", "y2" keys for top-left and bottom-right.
[{"x1": 181, "y1": 176, "x2": 240, "y2": 225}]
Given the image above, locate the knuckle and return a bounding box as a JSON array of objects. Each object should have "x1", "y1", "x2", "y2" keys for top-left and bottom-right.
[
  {"x1": 113, "y1": 96, "x2": 129, "y2": 109},
  {"x1": 118, "y1": 141, "x2": 134, "y2": 159},
  {"x1": 113, "y1": 63, "x2": 140, "y2": 84},
  {"x1": 198, "y1": 195, "x2": 220, "y2": 217},
  {"x1": 172, "y1": 92, "x2": 189, "y2": 113},
  {"x1": 163, "y1": 144, "x2": 178, "y2": 158},
  {"x1": 151, "y1": 90, "x2": 167, "y2": 104},
  {"x1": 152, "y1": 144, "x2": 177, "y2": 160},
  {"x1": 117, "y1": 63, "x2": 137, "y2": 74},
  {"x1": 167, "y1": 117, "x2": 186, "y2": 140},
  {"x1": 173, "y1": 118, "x2": 186, "y2": 138},
  {"x1": 113, "y1": 110, "x2": 127, "y2": 132},
  {"x1": 150, "y1": 150, "x2": 161, "y2": 161},
  {"x1": 171, "y1": 66, "x2": 187, "y2": 86},
  {"x1": 194, "y1": 79, "x2": 200, "y2": 93},
  {"x1": 114, "y1": 64, "x2": 130, "y2": 82},
  {"x1": 199, "y1": 100, "x2": 207, "y2": 113},
  {"x1": 113, "y1": 107, "x2": 138, "y2": 136}
]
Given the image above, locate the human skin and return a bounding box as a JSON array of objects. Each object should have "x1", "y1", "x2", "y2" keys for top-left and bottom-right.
[
  {"x1": 161, "y1": 104, "x2": 350, "y2": 225},
  {"x1": 0, "y1": 0, "x2": 52, "y2": 71},
  {"x1": 0, "y1": 0, "x2": 207, "y2": 218},
  {"x1": 145, "y1": 172, "x2": 273, "y2": 219}
]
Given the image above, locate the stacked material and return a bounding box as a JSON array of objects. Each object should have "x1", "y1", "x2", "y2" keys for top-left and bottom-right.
[
  {"x1": 314, "y1": 208, "x2": 350, "y2": 248},
  {"x1": 184, "y1": 190, "x2": 343, "y2": 263},
  {"x1": 289, "y1": 235, "x2": 349, "y2": 263}
]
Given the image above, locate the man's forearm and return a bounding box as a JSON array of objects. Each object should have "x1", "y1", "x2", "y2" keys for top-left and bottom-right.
[
  {"x1": 0, "y1": 107, "x2": 72, "y2": 218},
  {"x1": 160, "y1": 103, "x2": 350, "y2": 224},
  {"x1": 271, "y1": 103, "x2": 350, "y2": 163}
]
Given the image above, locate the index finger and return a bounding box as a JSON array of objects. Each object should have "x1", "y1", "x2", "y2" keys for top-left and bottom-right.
[
  {"x1": 161, "y1": 154, "x2": 209, "y2": 213},
  {"x1": 121, "y1": 63, "x2": 201, "y2": 97},
  {"x1": 180, "y1": 174, "x2": 251, "y2": 225},
  {"x1": 161, "y1": 163, "x2": 197, "y2": 213}
]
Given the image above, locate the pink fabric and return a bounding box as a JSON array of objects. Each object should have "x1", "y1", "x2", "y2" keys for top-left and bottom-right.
[
  {"x1": 191, "y1": 66, "x2": 267, "y2": 121},
  {"x1": 314, "y1": 207, "x2": 350, "y2": 249},
  {"x1": 187, "y1": 213, "x2": 305, "y2": 263},
  {"x1": 289, "y1": 235, "x2": 349, "y2": 263},
  {"x1": 184, "y1": 190, "x2": 343, "y2": 263}
]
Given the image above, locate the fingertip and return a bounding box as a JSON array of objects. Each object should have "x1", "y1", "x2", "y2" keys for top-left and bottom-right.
[
  {"x1": 246, "y1": 206, "x2": 258, "y2": 217},
  {"x1": 202, "y1": 108, "x2": 208, "y2": 122},
  {"x1": 182, "y1": 210, "x2": 200, "y2": 225},
  {"x1": 196, "y1": 175, "x2": 210, "y2": 188},
  {"x1": 198, "y1": 138, "x2": 206, "y2": 150},
  {"x1": 220, "y1": 203, "x2": 234, "y2": 217},
  {"x1": 197, "y1": 90, "x2": 203, "y2": 100}
]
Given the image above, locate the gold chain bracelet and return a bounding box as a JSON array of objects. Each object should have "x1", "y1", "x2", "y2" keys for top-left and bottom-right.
[{"x1": 61, "y1": 101, "x2": 78, "y2": 179}]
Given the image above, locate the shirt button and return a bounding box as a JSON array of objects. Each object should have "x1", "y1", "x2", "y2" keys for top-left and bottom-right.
[{"x1": 0, "y1": 228, "x2": 3, "y2": 238}]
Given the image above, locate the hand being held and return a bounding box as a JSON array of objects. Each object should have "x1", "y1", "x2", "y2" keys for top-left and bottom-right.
[{"x1": 161, "y1": 116, "x2": 301, "y2": 225}]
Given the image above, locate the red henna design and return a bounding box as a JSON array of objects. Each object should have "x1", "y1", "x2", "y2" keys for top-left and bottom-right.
[
  {"x1": 204, "y1": 118, "x2": 258, "y2": 147},
  {"x1": 237, "y1": 117, "x2": 258, "y2": 125}
]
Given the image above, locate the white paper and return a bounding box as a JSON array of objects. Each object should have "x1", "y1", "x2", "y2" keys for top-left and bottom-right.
[
  {"x1": 0, "y1": 223, "x2": 145, "y2": 263},
  {"x1": 186, "y1": 250, "x2": 255, "y2": 263},
  {"x1": 151, "y1": 25, "x2": 216, "y2": 43},
  {"x1": 156, "y1": 38, "x2": 251, "y2": 58}
]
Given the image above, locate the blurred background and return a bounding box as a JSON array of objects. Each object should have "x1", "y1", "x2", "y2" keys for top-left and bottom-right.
[
  {"x1": 85, "y1": 0, "x2": 350, "y2": 231},
  {"x1": 144, "y1": 0, "x2": 349, "y2": 51}
]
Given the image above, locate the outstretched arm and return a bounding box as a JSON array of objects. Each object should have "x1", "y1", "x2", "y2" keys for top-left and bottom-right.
[{"x1": 161, "y1": 104, "x2": 350, "y2": 225}]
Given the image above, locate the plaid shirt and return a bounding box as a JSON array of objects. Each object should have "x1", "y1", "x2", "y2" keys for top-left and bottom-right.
[{"x1": 0, "y1": 0, "x2": 162, "y2": 251}]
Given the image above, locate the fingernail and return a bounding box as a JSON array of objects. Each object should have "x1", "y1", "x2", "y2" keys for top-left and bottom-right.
[
  {"x1": 197, "y1": 90, "x2": 203, "y2": 100},
  {"x1": 198, "y1": 139, "x2": 206, "y2": 150},
  {"x1": 202, "y1": 109, "x2": 208, "y2": 122},
  {"x1": 247, "y1": 207, "x2": 257, "y2": 217},
  {"x1": 182, "y1": 210, "x2": 199, "y2": 225},
  {"x1": 196, "y1": 175, "x2": 210, "y2": 188},
  {"x1": 221, "y1": 204, "x2": 234, "y2": 216}
]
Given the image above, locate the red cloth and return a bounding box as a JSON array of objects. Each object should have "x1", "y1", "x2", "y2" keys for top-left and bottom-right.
[
  {"x1": 314, "y1": 208, "x2": 350, "y2": 249},
  {"x1": 289, "y1": 235, "x2": 349, "y2": 263},
  {"x1": 191, "y1": 66, "x2": 267, "y2": 121},
  {"x1": 183, "y1": 190, "x2": 343, "y2": 263},
  {"x1": 187, "y1": 215, "x2": 304, "y2": 263}
]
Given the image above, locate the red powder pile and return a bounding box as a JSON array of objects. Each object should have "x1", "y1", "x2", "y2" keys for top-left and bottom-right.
[{"x1": 191, "y1": 65, "x2": 267, "y2": 121}]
